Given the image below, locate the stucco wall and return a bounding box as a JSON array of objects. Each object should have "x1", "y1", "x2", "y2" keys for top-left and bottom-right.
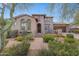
[
  {"x1": 45, "y1": 17, "x2": 53, "y2": 33},
  {"x1": 32, "y1": 15, "x2": 45, "y2": 35},
  {"x1": 11, "y1": 15, "x2": 37, "y2": 36}
]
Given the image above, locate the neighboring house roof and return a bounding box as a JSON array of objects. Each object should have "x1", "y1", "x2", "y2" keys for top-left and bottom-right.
[
  {"x1": 70, "y1": 25, "x2": 79, "y2": 29},
  {"x1": 53, "y1": 24, "x2": 70, "y2": 29},
  {"x1": 53, "y1": 24, "x2": 69, "y2": 26},
  {"x1": 45, "y1": 16, "x2": 53, "y2": 18}
]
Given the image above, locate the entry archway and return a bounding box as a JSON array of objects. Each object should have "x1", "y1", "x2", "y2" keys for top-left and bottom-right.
[{"x1": 37, "y1": 23, "x2": 41, "y2": 33}]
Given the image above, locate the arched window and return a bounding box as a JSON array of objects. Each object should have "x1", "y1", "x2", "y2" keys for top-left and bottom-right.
[
  {"x1": 21, "y1": 19, "x2": 26, "y2": 31},
  {"x1": 20, "y1": 19, "x2": 31, "y2": 32},
  {"x1": 27, "y1": 19, "x2": 31, "y2": 31}
]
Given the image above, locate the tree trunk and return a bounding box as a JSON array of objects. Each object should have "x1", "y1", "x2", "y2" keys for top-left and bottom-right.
[{"x1": 0, "y1": 31, "x2": 4, "y2": 50}]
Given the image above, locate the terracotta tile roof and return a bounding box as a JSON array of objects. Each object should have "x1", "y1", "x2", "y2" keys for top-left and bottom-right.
[
  {"x1": 14, "y1": 14, "x2": 53, "y2": 20},
  {"x1": 32, "y1": 14, "x2": 45, "y2": 16},
  {"x1": 14, "y1": 14, "x2": 35, "y2": 19}
]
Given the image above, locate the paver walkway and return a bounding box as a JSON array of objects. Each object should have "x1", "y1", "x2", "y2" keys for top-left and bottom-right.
[{"x1": 27, "y1": 37, "x2": 48, "y2": 56}]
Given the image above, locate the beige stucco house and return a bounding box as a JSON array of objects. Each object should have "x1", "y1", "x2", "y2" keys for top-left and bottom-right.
[{"x1": 11, "y1": 14, "x2": 53, "y2": 36}]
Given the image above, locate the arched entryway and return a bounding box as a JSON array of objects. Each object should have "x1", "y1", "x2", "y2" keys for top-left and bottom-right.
[{"x1": 37, "y1": 23, "x2": 41, "y2": 33}]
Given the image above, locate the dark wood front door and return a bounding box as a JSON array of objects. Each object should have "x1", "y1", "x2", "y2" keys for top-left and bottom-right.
[{"x1": 37, "y1": 23, "x2": 41, "y2": 33}]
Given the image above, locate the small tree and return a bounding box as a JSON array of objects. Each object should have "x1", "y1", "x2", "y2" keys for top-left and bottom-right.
[
  {"x1": 0, "y1": 3, "x2": 35, "y2": 49},
  {"x1": 74, "y1": 9, "x2": 79, "y2": 25},
  {"x1": 0, "y1": 3, "x2": 16, "y2": 49}
]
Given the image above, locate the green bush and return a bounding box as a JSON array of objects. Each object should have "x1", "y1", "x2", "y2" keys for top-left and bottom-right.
[
  {"x1": 38, "y1": 40, "x2": 64, "y2": 56},
  {"x1": 15, "y1": 33, "x2": 33, "y2": 42},
  {"x1": 15, "y1": 36, "x2": 24, "y2": 41},
  {"x1": 64, "y1": 37, "x2": 75, "y2": 43},
  {"x1": 48, "y1": 40, "x2": 64, "y2": 56},
  {"x1": 0, "y1": 41, "x2": 30, "y2": 56},
  {"x1": 63, "y1": 42, "x2": 79, "y2": 56},
  {"x1": 43, "y1": 34, "x2": 55, "y2": 42},
  {"x1": 66, "y1": 34, "x2": 74, "y2": 38}
]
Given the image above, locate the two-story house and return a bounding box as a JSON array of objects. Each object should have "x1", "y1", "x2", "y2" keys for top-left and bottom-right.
[{"x1": 11, "y1": 14, "x2": 53, "y2": 36}]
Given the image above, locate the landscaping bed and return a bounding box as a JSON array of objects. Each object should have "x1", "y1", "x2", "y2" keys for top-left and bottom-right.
[
  {"x1": 39, "y1": 33, "x2": 79, "y2": 56},
  {"x1": 0, "y1": 32, "x2": 33, "y2": 56}
]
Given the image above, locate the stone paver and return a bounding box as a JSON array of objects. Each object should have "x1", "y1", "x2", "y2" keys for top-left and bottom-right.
[{"x1": 29, "y1": 38, "x2": 44, "y2": 50}]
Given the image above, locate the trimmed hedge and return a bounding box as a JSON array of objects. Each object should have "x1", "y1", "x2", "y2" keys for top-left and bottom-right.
[
  {"x1": 66, "y1": 34, "x2": 74, "y2": 38},
  {"x1": 15, "y1": 36, "x2": 24, "y2": 41},
  {"x1": 43, "y1": 34, "x2": 55, "y2": 42}
]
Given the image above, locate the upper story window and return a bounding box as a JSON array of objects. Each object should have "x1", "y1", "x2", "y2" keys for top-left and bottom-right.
[
  {"x1": 35, "y1": 18, "x2": 41, "y2": 23},
  {"x1": 35, "y1": 18, "x2": 38, "y2": 22}
]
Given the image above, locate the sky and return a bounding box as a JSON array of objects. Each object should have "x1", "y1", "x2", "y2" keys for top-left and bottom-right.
[
  {"x1": 4, "y1": 3, "x2": 61, "y2": 23},
  {"x1": 0, "y1": 3, "x2": 79, "y2": 23}
]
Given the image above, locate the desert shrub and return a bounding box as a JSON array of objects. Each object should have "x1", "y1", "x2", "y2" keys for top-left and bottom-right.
[
  {"x1": 0, "y1": 41, "x2": 30, "y2": 56},
  {"x1": 66, "y1": 34, "x2": 74, "y2": 38},
  {"x1": 7, "y1": 30, "x2": 18, "y2": 38},
  {"x1": 15, "y1": 36, "x2": 24, "y2": 41},
  {"x1": 43, "y1": 34, "x2": 55, "y2": 42}
]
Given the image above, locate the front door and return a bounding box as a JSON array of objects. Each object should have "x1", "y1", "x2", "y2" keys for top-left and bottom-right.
[{"x1": 37, "y1": 23, "x2": 41, "y2": 33}]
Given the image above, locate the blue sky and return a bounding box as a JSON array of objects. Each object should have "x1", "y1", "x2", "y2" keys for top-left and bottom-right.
[
  {"x1": 1, "y1": 3, "x2": 79, "y2": 23},
  {"x1": 4, "y1": 3, "x2": 61, "y2": 23}
]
